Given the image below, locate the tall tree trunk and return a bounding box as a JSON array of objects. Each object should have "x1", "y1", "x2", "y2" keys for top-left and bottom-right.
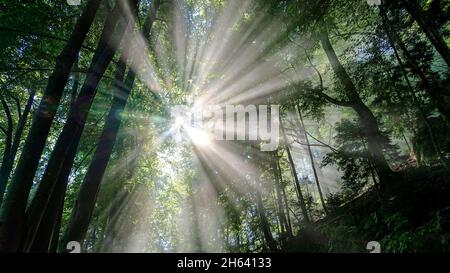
[
  {"x1": 275, "y1": 153, "x2": 293, "y2": 236},
  {"x1": 280, "y1": 118, "x2": 311, "y2": 224},
  {"x1": 297, "y1": 106, "x2": 328, "y2": 215},
  {"x1": 271, "y1": 151, "x2": 289, "y2": 235},
  {"x1": 22, "y1": 0, "x2": 139, "y2": 252},
  {"x1": 60, "y1": 60, "x2": 128, "y2": 249},
  {"x1": 280, "y1": 178, "x2": 293, "y2": 235},
  {"x1": 25, "y1": 172, "x2": 68, "y2": 253},
  {"x1": 401, "y1": 0, "x2": 450, "y2": 67},
  {"x1": 0, "y1": 94, "x2": 13, "y2": 204},
  {"x1": 254, "y1": 176, "x2": 277, "y2": 252},
  {"x1": 318, "y1": 28, "x2": 397, "y2": 190},
  {"x1": 62, "y1": 0, "x2": 160, "y2": 247},
  {"x1": 0, "y1": 0, "x2": 101, "y2": 253},
  {"x1": 22, "y1": 141, "x2": 77, "y2": 252},
  {"x1": 0, "y1": 89, "x2": 36, "y2": 204}
]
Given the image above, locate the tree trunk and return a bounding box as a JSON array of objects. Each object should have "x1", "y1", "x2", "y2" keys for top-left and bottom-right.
[
  {"x1": 22, "y1": 0, "x2": 138, "y2": 252},
  {"x1": 280, "y1": 118, "x2": 311, "y2": 224},
  {"x1": 280, "y1": 179, "x2": 293, "y2": 235},
  {"x1": 62, "y1": 0, "x2": 160, "y2": 247},
  {"x1": 25, "y1": 171, "x2": 68, "y2": 253},
  {"x1": 255, "y1": 177, "x2": 277, "y2": 252},
  {"x1": 275, "y1": 153, "x2": 293, "y2": 236},
  {"x1": 0, "y1": 94, "x2": 13, "y2": 204},
  {"x1": 0, "y1": 0, "x2": 101, "y2": 253},
  {"x1": 22, "y1": 141, "x2": 77, "y2": 252},
  {"x1": 0, "y1": 89, "x2": 36, "y2": 204},
  {"x1": 24, "y1": 64, "x2": 91, "y2": 251},
  {"x1": 271, "y1": 151, "x2": 289, "y2": 235},
  {"x1": 401, "y1": 0, "x2": 450, "y2": 67},
  {"x1": 318, "y1": 28, "x2": 396, "y2": 190},
  {"x1": 297, "y1": 106, "x2": 328, "y2": 215},
  {"x1": 60, "y1": 58, "x2": 128, "y2": 248}
]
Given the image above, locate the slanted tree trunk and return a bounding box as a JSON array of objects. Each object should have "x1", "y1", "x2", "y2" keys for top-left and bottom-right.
[
  {"x1": 22, "y1": 0, "x2": 139, "y2": 253},
  {"x1": 255, "y1": 176, "x2": 277, "y2": 252},
  {"x1": 271, "y1": 151, "x2": 289, "y2": 236},
  {"x1": 275, "y1": 153, "x2": 293, "y2": 236},
  {"x1": 59, "y1": 59, "x2": 128, "y2": 249},
  {"x1": 280, "y1": 179, "x2": 293, "y2": 234},
  {"x1": 280, "y1": 118, "x2": 311, "y2": 224},
  {"x1": 297, "y1": 106, "x2": 328, "y2": 215},
  {"x1": 62, "y1": 0, "x2": 160, "y2": 247},
  {"x1": 0, "y1": 0, "x2": 102, "y2": 253},
  {"x1": 22, "y1": 140, "x2": 78, "y2": 252},
  {"x1": 24, "y1": 63, "x2": 91, "y2": 252},
  {"x1": 318, "y1": 27, "x2": 397, "y2": 190},
  {"x1": 0, "y1": 94, "x2": 13, "y2": 204},
  {"x1": 25, "y1": 169, "x2": 69, "y2": 253},
  {"x1": 0, "y1": 89, "x2": 36, "y2": 204},
  {"x1": 401, "y1": 0, "x2": 450, "y2": 67}
]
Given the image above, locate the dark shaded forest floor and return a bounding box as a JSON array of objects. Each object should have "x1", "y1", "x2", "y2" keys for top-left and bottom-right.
[{"x1": 283, "y1": 166, "x2": 450, "y2": 253}]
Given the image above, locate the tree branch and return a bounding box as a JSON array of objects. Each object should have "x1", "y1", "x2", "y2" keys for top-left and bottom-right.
[
  {"x1": 4, "y1": 90, "x2": 21, "y2": 120},
  {"x1": 306, "y1": 131, "x2": 338, "y2": 153},
  {"x1": 0, "y1": 67, "x2": 116, "y2": 81},
  {"x1": 303, "y1": 48, "x2": 352, "y2": 107},
  {"x1": 0, "y1": 92, "x2": 14, "y2": 138},
  {"x1": 0, "y1": 26, "x2": 96, "y2": 52}
]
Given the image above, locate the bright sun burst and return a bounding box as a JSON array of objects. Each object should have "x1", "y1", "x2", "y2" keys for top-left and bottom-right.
[
  {"x1": 171, "y1": 109, "x2": 211, "y2": 148},
  {"x1": 185, "y1": 126, "x2": 211, "y2": 147}
]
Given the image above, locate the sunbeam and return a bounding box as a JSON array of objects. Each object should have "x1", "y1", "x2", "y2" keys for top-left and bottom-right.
[{"x1": 2, "y1": 0, "x2": 442, "y2": 255}]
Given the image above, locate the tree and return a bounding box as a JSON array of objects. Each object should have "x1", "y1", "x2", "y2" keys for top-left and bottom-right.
[
  {"x1": 297, "y1": 106, "x2": 328, "y2": 214},
  {"x1": 22, "y1": 0, "x2": 139, "y2": 253},
  {"x1": 62, "y1": 0, "x2": 161, "y2": 248},
  {"x1": 0, "y1": 93, "x2": 14, "y2": 203},
  {"x1": 280, "y1": 118, "x2": 311, "y2": 224},
  {"x1": 399, "y1": 0, "x2": 450, "y2": 67},
  {"x1": 0, "y1": 89, "x2": 36, "y2": 204},
  {"x1": 0, "y1": 0, "x2": 102, "y2": 253},
  {"x1": 317, "y1": 25, "x2": 397, "y2": 189}
]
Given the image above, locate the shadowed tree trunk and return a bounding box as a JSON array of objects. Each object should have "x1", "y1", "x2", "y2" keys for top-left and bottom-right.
[
  {"x1": 0, "y1": 93, "x2": 13, "y2": 204},
  {"x1": 275, "y1": 152, "x2": 293, "y2": 236},
  {"x1": 318, "y1": 27, "x2": 397, "y2": 190},
  {"x1": 271, "y1": 151, "x2": 289, "y2": 235},
  {"x1": 25, "y1": 167, "x2": 69, "y2": 253},
  {"x1": 255, "y1": 176, "x2": 277, "y2": 252},
  {"x1": 0, "y1": 0, "x2": 102, "y2": 253},
  {"x1": 297, "y1": 106, "x2": 328, "y2": 215},
  {"x1": 0, "y1": 89, "x2": 36, "y2": 204},
  {"x1": 62, "y1": 0, "x2": 160, "y2": 247},
  {"x1": 280, "y1": 118, "x2": 311, "y2": 224},
  {"x1": 22, "y1": 138, "x2": 78, "y2": 252},
  {"x1": 22, "y1": 0, "x2": 139, "y2": 252}
]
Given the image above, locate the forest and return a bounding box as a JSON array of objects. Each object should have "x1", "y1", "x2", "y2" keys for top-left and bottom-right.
[{"x1": 0, "y1": 0, "x2": 449, "y2": 253}]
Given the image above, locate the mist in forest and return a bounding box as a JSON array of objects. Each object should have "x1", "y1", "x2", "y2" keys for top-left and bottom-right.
[{"x1": 0, "y1": 0, "x2": 449, "y2": 253}]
